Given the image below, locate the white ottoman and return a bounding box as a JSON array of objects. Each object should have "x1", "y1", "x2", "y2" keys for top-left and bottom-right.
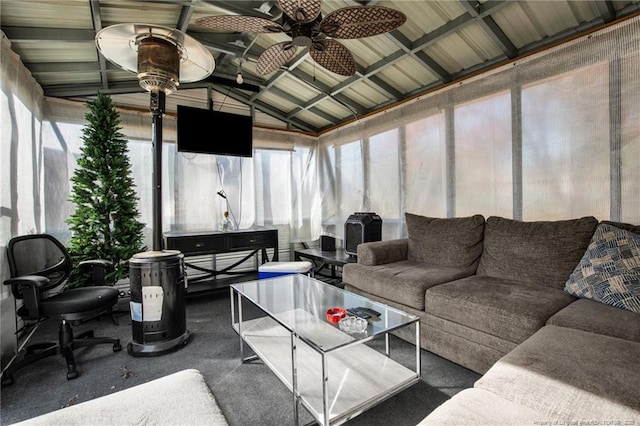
[{"x1": 258, "y1": 261, "x2": 313, "y2": 279}]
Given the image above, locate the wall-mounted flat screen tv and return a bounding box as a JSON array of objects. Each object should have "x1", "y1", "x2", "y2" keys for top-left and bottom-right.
[{"x1": 177, "y1": 105, "x2": 253, "y2": 157}]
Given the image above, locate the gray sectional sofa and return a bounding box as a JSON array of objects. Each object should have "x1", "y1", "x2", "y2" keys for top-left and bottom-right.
[{"x1": 342, "y1": 213, "x2": 640, "y2": 424}]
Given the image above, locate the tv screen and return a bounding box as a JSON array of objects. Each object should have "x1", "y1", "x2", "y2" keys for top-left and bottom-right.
[{"x1": 177, "y1": 105, "x2": 253, "y2": 157}]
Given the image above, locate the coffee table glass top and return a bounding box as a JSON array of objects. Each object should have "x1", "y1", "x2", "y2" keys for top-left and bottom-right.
[{"x1": 231, "y1": 274, "x2": 418, "y2": 352}]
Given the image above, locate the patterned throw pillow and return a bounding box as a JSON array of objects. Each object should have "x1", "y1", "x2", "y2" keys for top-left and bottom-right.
[{"x1": 565, "y1": 224, "x2": 640, "y2": 314}]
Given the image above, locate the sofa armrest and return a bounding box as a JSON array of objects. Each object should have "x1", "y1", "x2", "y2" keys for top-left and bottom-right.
[{"x1": 357, "y1": 239, "x2": 408, "y2": 266}]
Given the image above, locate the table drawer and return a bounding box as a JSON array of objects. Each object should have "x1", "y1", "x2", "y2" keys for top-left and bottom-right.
[
  {"x1": 229, "y1": 232, "x2": 276, "y2": 251},
  {"x1": 166, "y1": 235, "x2": 226, "y2": 255}
]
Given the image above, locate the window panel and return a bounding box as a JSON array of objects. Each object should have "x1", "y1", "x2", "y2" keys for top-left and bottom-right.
[
  {"x1": 41, "y1": 121, "x2": 83, "y2": 241},
  {"x1": 254, "y1": 150, "x2": 289, "y2": 226},
  {"x1": 335, "y1": 141, "x2": 363, "y2": 240},
  {"x1": 405, "y1": 113, "x2": 447, "y2": 218},
  {"x1": 369, "y1": 129, "x2": 401, "y2": 239},
  {"x1": 621, "y1": 51, "x2": 640, "y2": 224},
  {"x1": 455, "y1": 92, "x2": 513, "y2": 218},
  {"x1": 522, "y1": 64, "x2": 610, "y2": 220}
]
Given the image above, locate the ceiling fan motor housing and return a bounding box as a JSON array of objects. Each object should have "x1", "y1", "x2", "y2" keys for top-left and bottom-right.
[
  {"x1": 137, "y1": 36, "x2": 180, "y2": 94},
  {"x1": 285, "y1": 13, "x2": 322, "y2": 47}
]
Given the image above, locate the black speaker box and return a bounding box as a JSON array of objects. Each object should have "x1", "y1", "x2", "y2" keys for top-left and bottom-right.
[
  {"x1": 321, "y1": 235, "x2": 336, "y2": 251},
  {"x1": 344, "y1": 212, "x2": 382, "y2": 256}
]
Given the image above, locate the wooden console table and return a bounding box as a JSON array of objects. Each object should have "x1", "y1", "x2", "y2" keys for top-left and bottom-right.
[{"x1": 164, "y1": 228, "x2": 278, "y2": 293}]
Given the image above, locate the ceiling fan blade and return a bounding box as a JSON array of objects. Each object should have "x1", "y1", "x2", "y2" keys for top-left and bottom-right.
[
  {"x1": 320, "y1": 6, "x2": 406, "y2": 39},
  {"x1": 309, "y1": 39, "x2": 356, "y2": 76},
  {"x1": 278, "y1": 0, "x2": 322, "y2": 23},
  {"x1": 256, "y1": 42, "x2": 299, "y2": 75},
  {"x1": 195, "y1": 15, "x2": 284, "y2": 33}
]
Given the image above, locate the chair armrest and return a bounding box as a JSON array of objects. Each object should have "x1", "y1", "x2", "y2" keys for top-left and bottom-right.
[
  {"x1": 78, "y1": 259, "x2": 114, "y2": 286},
  {"x1": 4, "y1": 275, "x2": 49, "y2": 319},
  {"x1": 357, "y1": 239, "x2": 408, "y2": 266}
]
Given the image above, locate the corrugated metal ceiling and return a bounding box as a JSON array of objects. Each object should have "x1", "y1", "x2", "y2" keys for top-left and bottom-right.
[{"x1": 2, "y1": 0, "x2": 639, "y2": 134}]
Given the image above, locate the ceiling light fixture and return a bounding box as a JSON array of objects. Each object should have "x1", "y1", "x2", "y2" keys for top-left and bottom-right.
[{"x1": 236, "y1": 58, "x2": 244, "y2": 85}]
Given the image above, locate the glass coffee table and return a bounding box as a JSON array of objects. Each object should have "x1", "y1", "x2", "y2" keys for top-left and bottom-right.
[{"x1": 230, "y1": 274, "x2": 420, "y2": 426}]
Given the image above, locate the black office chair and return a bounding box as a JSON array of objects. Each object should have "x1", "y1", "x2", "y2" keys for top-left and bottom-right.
[{"x1": 1, "y1": 234, "x2": 122, "y2": 386}]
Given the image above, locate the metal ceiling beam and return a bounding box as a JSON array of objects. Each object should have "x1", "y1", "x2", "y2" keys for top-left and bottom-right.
[
  {"x1": 1, "y1": 26, "x2": 95, "y2": 41},
  {"x1": 176, "y1": 0, "x2": 198, "y2": 32},
  {"x1": 199, "y1": 0, "x2": 275, "y2": 19},
  {"x1": 189, "y1": 34, "x2": 253, "y2": 57},
  {"x1": 367, "y1": 75, "x2": 403, "y2": 100},
  {"x1": 245, "y1": 47, "x2": 370, "y2": 119},
  {"x1": 24, "y1": 62, "x2": 101, "y2": 73},
  {"x1": 44, "y1": 82, "x2": 147, "y2": 98},
  {"x1": 207, "y1": 83, "x2": 316, "y2": 132},
  {"x1": 387, "y1": 30, "x2": 452, "y2": 82},
  {"x1": 461, "y1": 1, "x2": 518, "y2": 59},
  {"x1": 89, "y1": 0, "x2": 108, "y2": 90},
  {"x1": 518, "y1": 16, "x2": 606, "y2": 56},
  {"x1": 260, "y1": 69, "x2": 367, "y2": 121},
  {"x1": 591, "y1": 0, "x2": 617, "y2": 22},
  {"x1": 287, "y1": 70, "x2": 368, "y2": 116}
]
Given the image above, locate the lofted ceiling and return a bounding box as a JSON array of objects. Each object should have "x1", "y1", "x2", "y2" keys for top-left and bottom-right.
[{"x1": 2, "y1": 0, "x2": 640, "y2": 135}]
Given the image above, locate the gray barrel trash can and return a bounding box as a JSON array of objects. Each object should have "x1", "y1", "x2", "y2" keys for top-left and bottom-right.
[{"x1": 127, "y1": 250, "x2": 190, "y2": 356}]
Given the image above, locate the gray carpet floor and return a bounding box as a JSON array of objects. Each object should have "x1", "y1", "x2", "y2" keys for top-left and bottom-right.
[{"x1": 0, "y1": 289, "x2": 480, "y2": 425}]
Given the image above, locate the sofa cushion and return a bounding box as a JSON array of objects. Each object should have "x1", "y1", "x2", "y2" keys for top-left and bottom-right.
[
  {"x1": 476, "y1": 216, "x2": 598, "y2": 288},
  {"x1": 417, "y1": 388, "x2": 542, "y2": 425},
  {"x1": 422, "y1": 312, "x2": 517, "y2": 374},
  {"x1": 425, "y1": 275, "x2": 575, "y2": 344},
  {"x1": 405, "y1": 213, "x2": 485, "y2": 272},
  {"x1": 342, "y1": 260, "x2": 473, "y2": 310},
  {"x1": 475, "y1": 325, "x2": 640, "y2": 422},
  {"x1": 564, "y1": 223, "x2": 640, "y2": 314},
  {"x1": 547, "y1": 299, "x2": 640, "y2": 342}
]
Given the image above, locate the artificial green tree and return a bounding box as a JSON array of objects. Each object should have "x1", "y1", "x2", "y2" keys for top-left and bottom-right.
[{"x1": 66, "y1": 92, "x2": 146, "y2": 287}]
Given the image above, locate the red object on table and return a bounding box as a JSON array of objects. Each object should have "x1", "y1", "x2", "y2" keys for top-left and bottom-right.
[{"x1": 326, "y1": 308, "x2": 346, "y2": 323}]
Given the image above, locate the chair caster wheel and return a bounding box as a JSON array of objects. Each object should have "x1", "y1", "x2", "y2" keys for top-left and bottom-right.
[
  {"x1": 67, "y1": 370, "x2": 78, "y2": 380},
  {"x1": 113, "y1": 343, "x2": 122, "y2": 352}
]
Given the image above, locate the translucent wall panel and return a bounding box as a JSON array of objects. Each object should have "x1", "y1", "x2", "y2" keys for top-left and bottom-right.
[
  {"x1": 41, "y1": 121, "x2": 83, "y2": 242},
  {"x1": 318, "y1": 145, "x2": 339, "y2": 236},
  {"x1": 405, "y1": 113, "x2": 447, "y2": 218},
  {"x1": 522, "y1": 64, "x2": 610, "y2": 221},
  {"x1": 253, "y1": 150, "x2": 290, "y2": 226},
  {"x1": 455, "y1": 92, "x2": 512, "y2": 218},
  {"x1": 129, "y1": 140, "x2": 173, "y2": 248},
  {"x1": 334, "y1": 141, "x2": 364, "y2": 240},
  {"x1": 369, "y1": 129, "x2": 401, "y2": 239},
  {"x1": 216, "y1": 155, "x2": 254, "y2": 230},
  {"x1": 290, "y1": 145, "x2": 320, "y2": 242},
  {"x1": 173, "y1": 153, "x2": 254, "y2": 232},
  {"x1": 7, "y1": 95, "x2": 43, "y2": 235},
  {"x1": 173, "y1": 153, "x2": 222, "y2": 231},
  {"x1": 621, "y1": 51, "x2": 640, "y2": 224}
]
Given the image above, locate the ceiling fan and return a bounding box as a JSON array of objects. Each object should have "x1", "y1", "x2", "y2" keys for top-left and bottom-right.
[{"x1": 196, "y1": 0, "x2": 406, "y2": 77}]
